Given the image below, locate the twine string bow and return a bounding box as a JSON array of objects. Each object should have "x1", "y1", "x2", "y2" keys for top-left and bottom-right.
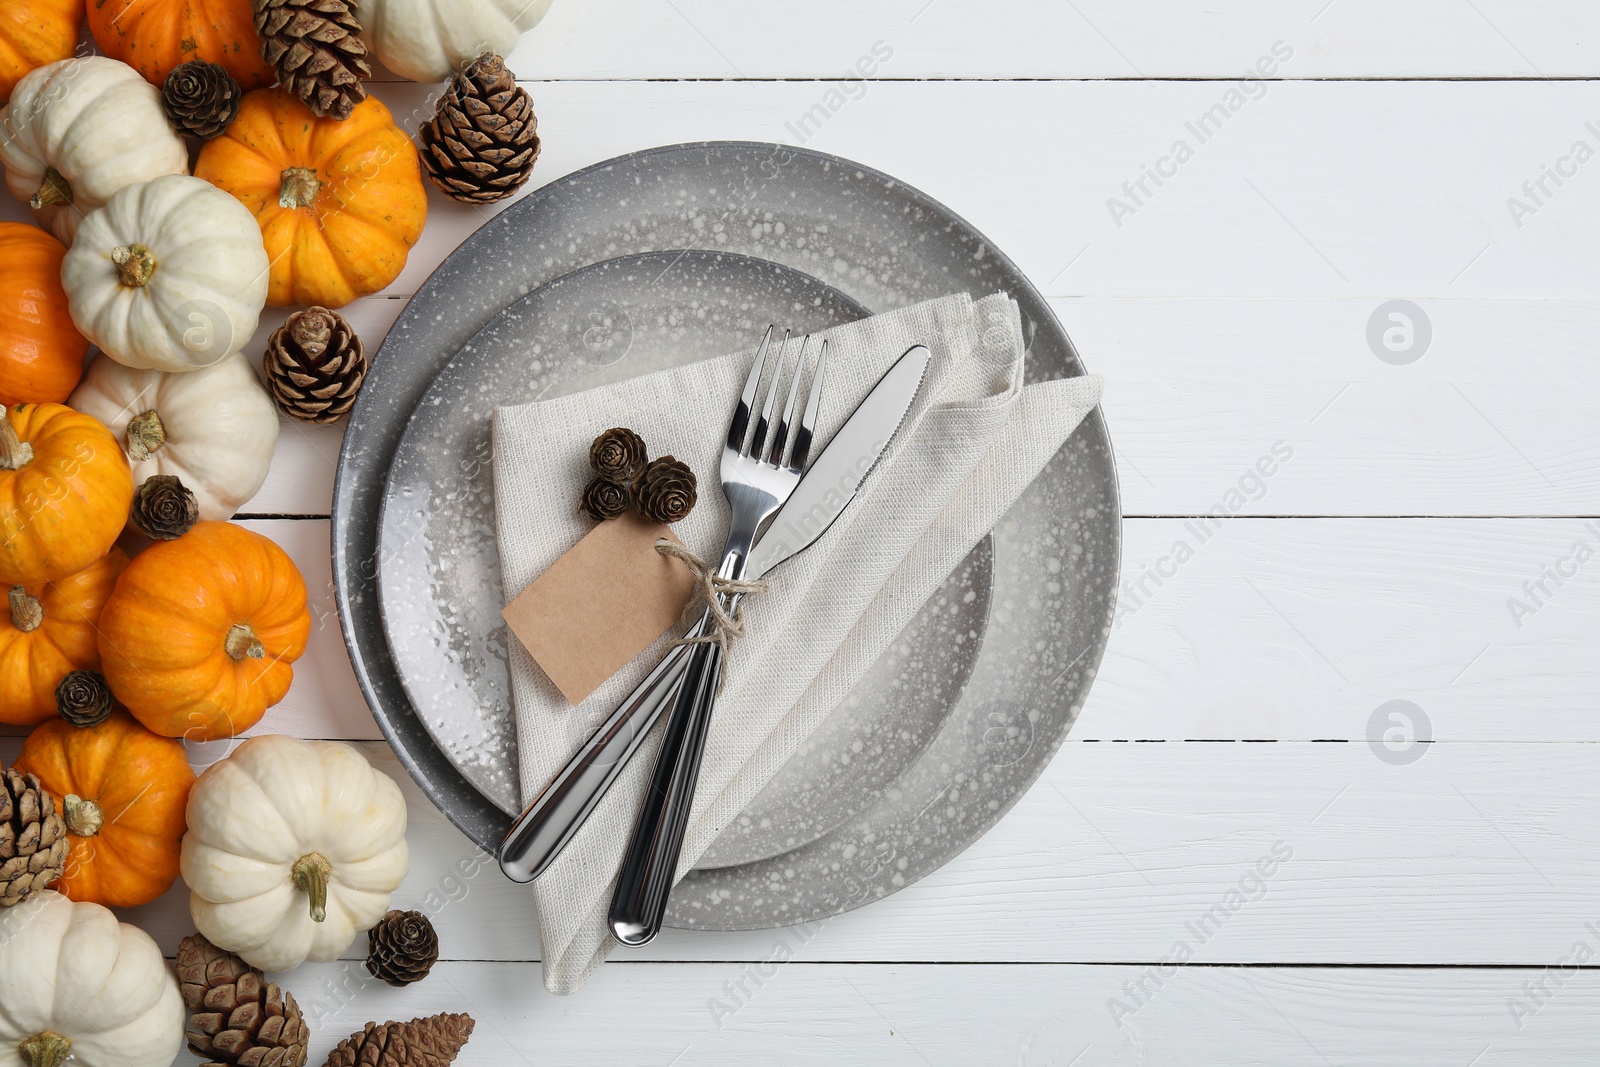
[{"x1": 655, "y1": 539, "x2": 770, "y2": 690}]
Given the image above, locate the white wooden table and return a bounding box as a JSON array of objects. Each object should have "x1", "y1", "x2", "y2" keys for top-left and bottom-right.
[{"x1": 6, "y1": 3, "x2": 1598, "y2": 1063}]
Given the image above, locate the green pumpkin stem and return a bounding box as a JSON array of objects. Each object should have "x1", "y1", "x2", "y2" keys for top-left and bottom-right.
[
  {"x1": 112, "y1": 244, "x2": 158, "y2": 288},
  {"x1": 9, "y1": 586, "x2": 42, "y2": 632},
  {"x1": 18, "y1": 1031, "x2": 72, "y2": 1067},
  {"x1": 291, "y1": 851, "x2": 332, "y2": 923},
  {"x1": 62, "y1": 794, "x2": 103, "y2": 837},
  {"x1": 29, "y1": 167, "x2": 73, "y2": 210},
  {"x1": 126, "y1": 410, "x2": 166, "y2": 462},
  {"x1": 224, "y1": 623, "x2": 266, "y2": 661},
  {"x1": 279, "y1": 167, "x2": 323, "y2": 209},
  {"x1": 0, "y1": 415, "x2": 32, "y2": 471}
]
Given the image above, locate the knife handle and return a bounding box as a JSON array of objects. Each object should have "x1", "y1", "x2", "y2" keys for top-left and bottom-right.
[
  {"x1": 497, "y1": 618, "x2": 705, "y2": 883},
  {"x1": 609, "y1": 638, "x2": 724, "y2": 946}
]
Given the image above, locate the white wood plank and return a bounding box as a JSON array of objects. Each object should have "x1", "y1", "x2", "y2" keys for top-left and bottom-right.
[{"x1": 164, "y1": 960, "x2": 1600, "y2": 1067}]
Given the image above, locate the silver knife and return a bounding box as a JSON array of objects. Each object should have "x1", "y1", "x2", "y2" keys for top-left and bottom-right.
[{"x1": 498, "y1": 344, "x2": 931, "y2": 885}]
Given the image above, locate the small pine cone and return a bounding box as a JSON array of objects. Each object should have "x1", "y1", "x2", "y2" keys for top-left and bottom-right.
[
  {"x1": 179, "y1": 933, "x2": 310, "y2": 1067},
  {"x1": 419, "y1": 53, "x2": 540, "y2": 205},
  {"x1": 579, "y1": 477, "x2": 630, "y2": 522},
  {"x1": 0, "y1": 767, "x2": 67, "y2": 907},
  {"x1": 590, "y1": 427, "x2": 647, "y2": 482},
  {"x1": 164, "y1": 61, "x2": 243, "y2": 139},
  {"x1": 56, "y1": 670, "x2": 114, "y2": 728},
  {"x1": 633, "y1": 456, "x2": 698, "y2": 524},
  {"x1": 366, "y1": 909, "x2": 439, "y2": 987},
  {"x1": 324, "y1": 1014, "x2": 474, "y2": 1067},
  {"x1": 254, "y1": 0, "x2": 371, "y2": 121},
  {"x1": 264, "y1": 307, "x2": 368, "y2": 424},
  {"x1": 130, "y1": 474, "x2": 199, "y2": 540}
]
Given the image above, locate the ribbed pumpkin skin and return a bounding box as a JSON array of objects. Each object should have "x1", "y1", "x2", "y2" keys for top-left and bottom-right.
[
  {"x1": 0, "y1": 0, "x2": 84, "y2": 105},
  {"x1": 86, "y1": 0, "x2": 275, "y2": 90},
  {"x1": 0, "y1": 546, "x2": 127, "y2": 725},
  {"x1": 0, "y1": 224, "x2": 90, "y2": 405},
  {"x1": 15, "y1": 709, "x2": 195, "y2": 907},
  {"x1": 97, "y1": 521, "x2": 311, "y2": 741},
  {"x1": 195, "y1": 89, "x2": 429, "y2": 309},
  {"x1": 0, "y1": 403, "x2": 134, "y2": 586}
]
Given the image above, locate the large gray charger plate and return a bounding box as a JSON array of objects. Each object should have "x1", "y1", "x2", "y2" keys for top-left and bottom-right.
[{"x1": 333, "y1": 141, "x2": 1121, "y2": 931}]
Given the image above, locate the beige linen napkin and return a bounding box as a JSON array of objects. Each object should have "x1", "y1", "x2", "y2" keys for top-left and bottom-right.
[{"x1": 493, "y1": 292, "x2": 1103, "y2": 993}]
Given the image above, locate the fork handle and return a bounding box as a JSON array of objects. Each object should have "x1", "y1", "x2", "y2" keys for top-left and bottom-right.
[{"x1": 609, "y1": 636, "x2": 724, "y2": 946}]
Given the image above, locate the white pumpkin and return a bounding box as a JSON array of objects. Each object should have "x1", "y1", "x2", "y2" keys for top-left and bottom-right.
[
  {"x1": 69, "y1": 352, "x2": 280, "y2": 521},
  {"x1": 0, "y1": 57, "x2": 188, "y2": 246},
  {"x1": 364, "y1": 0, "x2": 555, "y2": 81},
  {"x1": 181, "y1": 735, "x2": 411, "y2": 973},
  {"x1": 0, "y1": 891, "x2": 185, "y2": 1067},
  {"x1": 62, "y1": 174, "x2": 270, "y2": 373}
]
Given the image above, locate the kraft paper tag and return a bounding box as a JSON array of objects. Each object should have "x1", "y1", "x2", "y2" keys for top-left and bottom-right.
[{"x1": 502, "y1": 513, "x2": 697, "y2": 705}]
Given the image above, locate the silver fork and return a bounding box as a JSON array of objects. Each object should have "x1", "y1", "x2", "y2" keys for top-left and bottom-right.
[{"x1": 609, "y1": 326, "x2": 828, "y2": 946}]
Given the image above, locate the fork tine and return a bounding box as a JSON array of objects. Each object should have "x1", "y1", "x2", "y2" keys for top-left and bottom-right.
[
  {"x1": 728, "y1": 326, "x2": 776, "y2": 453},
  {"x1": 747, "y1": 330, "x2": 789, "y2": 460},
  {"x1": 787, "y1": 338, "x2": 828, "y2": 471},
  {"x1": 768, "y1": 335, "x2": 811, "y2": 467}
]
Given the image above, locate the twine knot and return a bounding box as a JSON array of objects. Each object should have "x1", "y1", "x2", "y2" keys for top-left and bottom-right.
[{"x1": 655, "y1": 539, "x2": 770, "y2": 687}]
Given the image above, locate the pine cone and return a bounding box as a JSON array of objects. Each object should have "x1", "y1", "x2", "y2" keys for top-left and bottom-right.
[
  {"x1": 254, "y1": 0, "x2": 371, "y2": 121},
  {"x1": 56, "y1": 670, "x2": 113, "y2": 728},
  {"x1": 366, "y1": 910, "x2": 439, "y2": 986},
  {"x1": 633, "y1": 456, "x2": 698, "y2": 524},
  {"x1": 419, "y1": 53, "x2": 540, "y2": 205},
  {"x1": 324, "y1": 1014, "x2": 474, "y2": 1067},
  {"x1": 0, "y1": 767, "x2": 67, "y2": 907},
  {"x1": 579, "y1": 477, "x2": 629, "y2": 522},
  {"x1": 179, "y1": 933, "x2": 310, "y2": 1067},
  {"x1": 264, "y1": 307, "x2": 368, "y2": 424},
  {"x1": 131, "y1": 474, "x2": 199, "y2": 540},
  {"x1": 164, "y1": 61, "x2": 243, "y2": 139},
  {"x1": 589, "y1": 427, "x2": 647, "y2": 483}
]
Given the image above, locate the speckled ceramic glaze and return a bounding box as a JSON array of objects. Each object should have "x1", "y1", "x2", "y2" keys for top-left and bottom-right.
[{"x1": 332, "y1": 141, "x2": 1120, "y2": 931}]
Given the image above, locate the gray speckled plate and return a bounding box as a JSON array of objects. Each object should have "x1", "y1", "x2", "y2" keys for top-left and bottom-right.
[{"x1": 332, "y1": 141, "x2": 1120, "y2": 932}]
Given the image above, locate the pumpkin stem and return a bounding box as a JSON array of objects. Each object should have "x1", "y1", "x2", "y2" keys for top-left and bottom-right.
[
  {"x1": 112, "y1": 244, "x2": 158, "y2": 288},
  {"x1": 225, "y1": 623, "x2": 266, "y2": 661},
  {"x1": 291, "y1": 851, "x2": 332, "y2": 923},
  {"x1": 18, "y1": 1031, "x2": 72, "y2": 1067},
  {"x1": 8, "y1": 586, "x2": 42, "y2": 632},
  {"x1": 0, "y1": 416, "x2": 32, "y2": 471},
  {"x1": 62, "y1": 794, "x2": 103, "y2": 837},
  {"x1": 279, "y1": 167, "x2": 323, "y2": 209},
  {"x1": 29, "y1": 167, "x2": 73, "y2": 210},
  {"x1": 126, "y1": 409, "x2": 167, "y2": 462}
]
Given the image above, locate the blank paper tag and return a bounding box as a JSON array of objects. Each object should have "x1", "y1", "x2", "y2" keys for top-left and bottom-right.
[{"x1": 502, "y1": 513, "x2": 697, "y2": 705}]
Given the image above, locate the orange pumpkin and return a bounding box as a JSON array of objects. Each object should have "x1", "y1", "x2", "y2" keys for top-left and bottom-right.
[
  {"x1": 14, "y1": 708, "x2": 194, "y2": 907},
  {"x1": 0, "y1": 0, "x2": 84, "y2": 105},
  {"x1": 195, "y1": 89, "x2": 428, "y2": 309},
  {"x1": 0, "y1": 546, "x2": 127, "y2": 725},
  {"x1": 0, "y1": 404, "x2": 133, "y2": 587},
  {"x1": 0, "y1": 224, "x2": 90, "y2": 405},
  {"x1": 98, "y1": 521, "x2": 311, "y2": 741},
  {"x1": 86, "y1": 0, "x2": 274, "y2": 91}
]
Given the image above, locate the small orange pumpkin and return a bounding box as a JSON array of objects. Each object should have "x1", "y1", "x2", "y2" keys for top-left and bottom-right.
[
  {"x1": 14, "y1": 708, "x2": 195, "y2": 907},
  {"x1": 86, "y1": 0, "x2": 274, "y2": 91},
  {"x1": 0, "y1": 223, "x2": 90, "y2": 405},
  {"x1": 0, "y1": 0, "x2": 84, "y2": 105},
  {"x1": 195, "y1": 88, "x2": 429, "y2": 309},
  {"x1": 0, "y1": 546, "x2": 127, "y2": 725},
  {"x1": 0, "y1": 403, "x2": 133, "y2": 587},
  {"x1": 98, "y1": 521, "x2": 311, "y2": 741}
]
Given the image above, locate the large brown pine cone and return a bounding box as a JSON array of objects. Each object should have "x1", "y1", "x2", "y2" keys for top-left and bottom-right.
[
  {"x1": 323, "y1": 1014, "x2": 474, "y2": 1067},
  {"x1": 366, "y1": 909, "x2": 439, "y2": 986},
  {"x1": 254, "y1": 0, "x2": 371, "y2": 120},
  {"x1": 0, "y1": 767, "x2": 67, "y2": 907},
  {"x1": 264, "y1": 307, "x2": 368, "y2": 424},
  {"x1": 419, "y1": 53, "x2": 540, "y2": 205},
  {"x1": 633, "y1": 456, "x2": 698, "y2": 524},
  {"x1": 589, "y1": 427, "x2": 648, "y2": 482},
  {"x1": 178, "y1": 933, "x2": 310, "y2": 1067}
]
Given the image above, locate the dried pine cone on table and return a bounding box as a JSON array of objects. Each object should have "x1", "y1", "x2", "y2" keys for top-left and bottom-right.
[
  {"x1": 580, "y1": 477, "x2": 630, "y2": 522},
  {"x1": 366, "y1": 909, "x2": 440, "y2": 986},
  {"x1": 590, "y1": 427, "x2": 648, "y2": 482},
  {"x1": 254, "y1": 0, "x2": 371, "y2": 120},
  {"x1": 633, "y1": 456, "x2": 698, "y2": 524},
  {"x1": 130, "y1": 474, "x2": 200, "y2": 540},
  {"x1": 164, "y1": 61, "x2": 244, "y2": 139},
  {"x1": 56, "y1": 670, "x2": 114, "y2": 728},
  {"x1": 178, "y1": 932, "x2": 310, "y2": 1067},
  {"x1": 0, "y1": 766, "x2": 67, "y2": 907},
  {"x1": 264, "y1": 307, "x2": 368, "y2": 424},
  {"x1": 419, "y1": 53, "x2": 541, "y2": 205},
  {"x1": 324, "y1": 1014, "x2": 474, "y2": 1067}
]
